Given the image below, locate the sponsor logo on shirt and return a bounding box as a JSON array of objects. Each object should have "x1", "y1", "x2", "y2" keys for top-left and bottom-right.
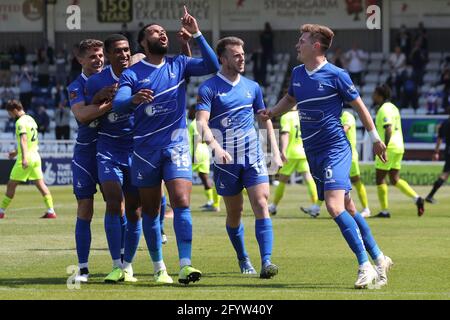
[
  {"x1": 293, "y1": 82, "x2": 301, "y2": 87},
  {"x1": 138, "y1": 78, "x2": 151, "y2": 84},
  {"x1": 347, "y1": 85, "x2": 357, "y2": 95},
  {"x1": 170, "y1": 72, "x2": 176, "y2": 78}
]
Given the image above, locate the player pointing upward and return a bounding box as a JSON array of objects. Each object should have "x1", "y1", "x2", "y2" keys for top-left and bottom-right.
[{"x1": 113, "y1": 6, "x2": 220, "y2": 285}]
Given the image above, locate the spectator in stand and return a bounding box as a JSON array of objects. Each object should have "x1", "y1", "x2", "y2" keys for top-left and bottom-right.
[
  {"x1": 36, "y1": 52, "x2": 50, "y2": 88},
  {"x1": 55, "y1": 49, "x2": 68, "y2": 85},
  {"x1": 389, "y1": 46, "x2": 407, "y2": 101},
  {"x1": 1, "y1": 83, "x2": 17, "y2": 104},
  {"x1": 426, "y1": 86, "x2": 440, "y2": 115},
  {"x1": 69, "y1": 44, "x2": 82, "y2": 82},
  {"x1": 0, "y1": 52, "x2": 12, "y2": 86},
  {"x1": 260, "y1": 22, "x2": 275, "y2": 65},
  {"x1": 396, "y1": 24, "x2": 412, "y2": 58},
  {"x1": 416, "y1": 22, "x2": 428, "y2": 52},
  {"x1": 9, "y1": 40, "x2": 26, "y2": 66},
  {"x1": 54, "y1": 102, "x2": 71, "y2": 140},
  {"x1": 441, "y1": 67, "x2": 450, "y2": 111},
  {"x1": 46, "y1": 44, "x2": 55, "y2": 65},
  {"x1": 120, "y1": 23, "x2": 133, "y2": 45},
  {"x1": 17, "y1": 65, "x2": 33, "y2": 111},
  {"x1": 409, "y1": 38, "x2": 427, "y2": 85},
  {"x1": 34, "y1": 105, "x2": 50, "y2": 138},
  {"x1": 53, "y1": 83, "x2": 68, "y2": 107},
  {"x1": 251, "y1": 47, "x2": 267, "y2": 86},
  {"x1": 344, "y1": 42, "x2": 368, "y2": 86},
  {"x1": 400, "y1": 64, "x2": 419, "y2": 111},
  {"x1": 331, "y1": 46, "x2": 345, "y2": 69}
]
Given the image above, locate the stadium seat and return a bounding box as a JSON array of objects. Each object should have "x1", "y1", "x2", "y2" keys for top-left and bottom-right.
[
  {"x1": 361, "y1": 84, "x2": 376, "y2": 96},
  {"x1": 369, "y1": 52, "x2": 385, "y2": 62},
  {"x1": 400, "y1": 108, "x2": 415, "y2": 115},
  {"x1": 367, "y1": 61, "x2": 382, "y2": 72},
  {"x1": 423, "y1": 72, "x2": 439, "y2": 84},
  {"x1": 425, "y1": 60, "x2": 442, "y2": 72},
  {"x1": 379, "y1": 73, "x2": 389, "y2": 83},
  {"x1": 428, "y1": 52, "x2": 443, "y2": 61},
  {"x1": 364, "y1": 73, "x2": 379, "y2": 84}
]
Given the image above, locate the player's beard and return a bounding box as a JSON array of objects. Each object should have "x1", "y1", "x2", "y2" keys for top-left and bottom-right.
[{"x1": 146, "y1": 39, "x2": 168, "y2": 55}]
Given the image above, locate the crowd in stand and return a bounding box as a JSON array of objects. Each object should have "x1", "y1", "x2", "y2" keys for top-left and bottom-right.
[{"x1": 1, "y1": 22, "x2": 449, "y2": 141}]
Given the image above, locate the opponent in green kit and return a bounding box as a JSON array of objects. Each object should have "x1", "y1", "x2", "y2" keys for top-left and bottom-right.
[
  {"x1": 0, "y1": 100, "x2": 55, "y2": 219},
  {"x1": 341, "y1": 110, "x2": 371, "y2": 218},
  {"x1": 372, "y1": 85, "x2": 425, "y2": 218},
  {"x1": 188, "y1": 105, "x2": 221, "y2": 212},
  {"x1": 268, "y1": 107, "x2": 320, "y2": 217}
]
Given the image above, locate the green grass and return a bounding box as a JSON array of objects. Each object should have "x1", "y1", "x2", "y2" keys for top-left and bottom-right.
[{"x1": 0, "y1": 184, "x2": 449, "y2": 300}]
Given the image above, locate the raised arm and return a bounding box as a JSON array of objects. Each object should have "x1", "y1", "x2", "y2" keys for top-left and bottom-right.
[{"x1": 181, "y1": 6, "x2": 219, "y2": 76}]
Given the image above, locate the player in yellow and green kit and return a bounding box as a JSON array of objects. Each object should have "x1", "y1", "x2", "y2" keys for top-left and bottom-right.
[
  {"x1": 268, "y1": 107, "x2": 320, "y2": 217},
  {"x1": 341, "y1": 110, "x2": 371, "y2": 218},
  {"x1": 372, "y1": 84, "x2": 425, "y2": 218},
  {"x1": 0, "y1": 100, "x2": 55, "y2": 219},
  {"x1": 188, "y1": 105, "x2": 221, "y2": 212}
]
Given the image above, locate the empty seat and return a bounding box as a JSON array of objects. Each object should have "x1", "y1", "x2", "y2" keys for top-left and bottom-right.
[
  {"x1": 428, "y1": 52, "x2": 443, "y2": 61},
  {"x1": 364, "y1": 73, "x2": 379, "y2": 84},
  {"x1": 370, "y1": 52, "x2": 385, "y2": 62},
  {"x1": 367, "y1": 61, "x2": 382, "y2": 72},
  {"x1": 425, "y1": 60, "x2": 441, "y2": 72},
  {"x1": 423, "y1": 72, "x2": 439, "y2": 84}
]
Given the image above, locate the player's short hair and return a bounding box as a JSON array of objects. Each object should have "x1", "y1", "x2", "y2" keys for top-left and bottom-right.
[
  {"x1": 77, "y1": 39, "x2": 104, "y2": 57},
  {"x1": 300, "y1": 24, "x2": 334, "y2": 52},
  {"x1": 5, "y1": 100, "x2": 24, "y2": 112},
  {"x1": 137, "y1": 23, "x2": 159, "y2": 49},
  {"x1": 104, "y1": 34, "x2": 129, "y2": 53},
  {"x1": 216, "y1": 37, "x2": 244, "y2": 59},
  {"x1": 374, "y1": 84, "x2": 392, "y2": 101}
]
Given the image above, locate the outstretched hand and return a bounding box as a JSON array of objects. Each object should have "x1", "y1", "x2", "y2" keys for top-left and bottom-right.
[{"x1": 180, "y1": 6, "x2": 199, "y2": 34}]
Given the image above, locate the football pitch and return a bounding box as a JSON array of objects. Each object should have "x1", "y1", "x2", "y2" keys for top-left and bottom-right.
[{"x1": 0, "y1": 184, "x2": 449, "y2": 300}]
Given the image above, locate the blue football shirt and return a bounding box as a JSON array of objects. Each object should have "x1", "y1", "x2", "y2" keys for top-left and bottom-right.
[
  {"x1": 85, "y1": 66, "x2": 133, "y2": 154},
  {"x1": 67, "y1": 73, "x2": 98, "y2": 153},
  {"x1": 196, "y1": 73, "x2": 265, "y2": 164},
  {"x1": 288, "y1": 61, "x2": 359, "y2": 153}
]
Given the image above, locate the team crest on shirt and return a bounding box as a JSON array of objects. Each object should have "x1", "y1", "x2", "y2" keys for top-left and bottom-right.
[
  {"x1": 89, "y1": 119, "x2": 99, "y2": 128},
  {"x1": 317, "y1": 82, "x2": 325, "y2": 91},
  {"x1": 293, "y1": 82, "x2": 301, "y2": 87},
  {"x1": 107, "y1": 112, "x2": 119, "y2": 123},
  {"x1": 221, "y1": 117, "x2": 232, "y2": 128},
  {"x1": 246, "y1": 90, "x2": 252, "y2": 98},
  {"x1": 69, "y1": 90, "x2": 77, "y2": 100}
]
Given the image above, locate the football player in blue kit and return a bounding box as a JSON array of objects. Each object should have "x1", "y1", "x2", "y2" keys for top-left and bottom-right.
[
  {"x1": 113, "y1": 6, "x2": 220, "y2": 285},
  {"x1": 260, "y1": 24, "x2": 393, "y2": 288},
  {"x1": 68, "y1": 39, "x2": 117, "y2": 283},
  {"x1": 85, "y1": 34, "x2": 140, "y2": 283},
  {"x1": 195, "y1": 37, "x2": 283, "y2": 279}
]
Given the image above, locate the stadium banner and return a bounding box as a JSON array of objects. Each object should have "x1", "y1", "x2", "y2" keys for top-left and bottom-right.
[
  {"x1": 401, "y1": 115, "x2": 447, "y2": 144},
  {"x1": 42, "y1": 158, "x2": 73, "y2": 186},
  {"x1": 390, "y1": 0, "x2": 450, "y2": 28},
  {"x1": 219, "y1": 0, "x2": 381, "y2": 30},
  {"x1": 54, "y1": 0, "x2": 211, "y2": 31},
  {"x1": 0, "y1": 0, "x2": 44, "y2": 32},
  {"x1": 358, "y1": 162, "x2": 446, "y2": 185}
]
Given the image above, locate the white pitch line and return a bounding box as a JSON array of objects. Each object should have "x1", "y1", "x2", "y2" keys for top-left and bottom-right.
[{"x1": 0, "y1": 287, "x2": 449, "y2": 297}]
